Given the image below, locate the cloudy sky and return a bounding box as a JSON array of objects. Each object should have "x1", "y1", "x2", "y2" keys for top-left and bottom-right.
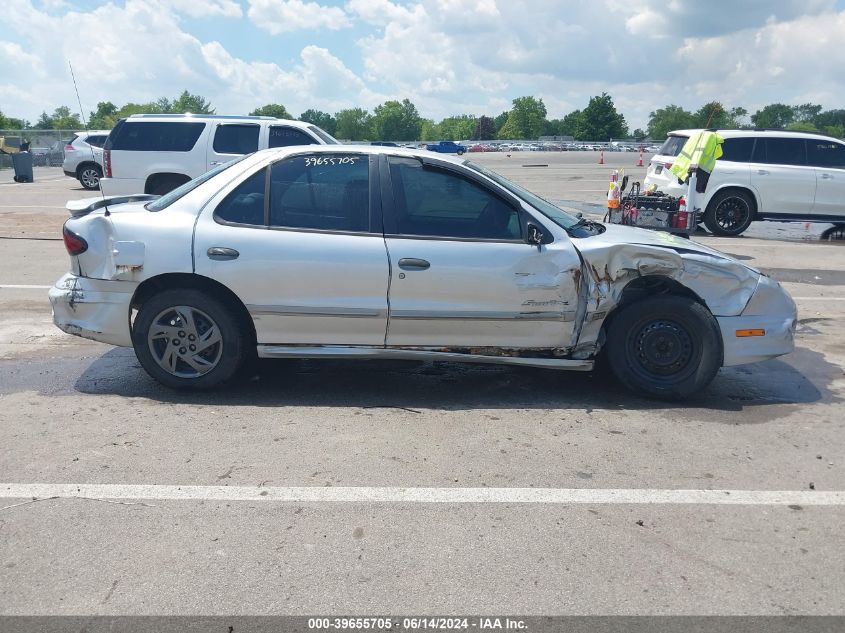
[{"x1": 2, "y1": 0, "x2": 845, "y2": 128}]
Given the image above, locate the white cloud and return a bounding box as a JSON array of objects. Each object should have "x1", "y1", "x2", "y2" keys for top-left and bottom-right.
[
  {"x1": 2, "y1": 0, "x2": 845, "y2": 130},
  {"x1": 170, "y1": 0, "x2": 243, "y2": 18},
  {"x1": 248, "y1": 0, "x2": 350, "y2": 33}
]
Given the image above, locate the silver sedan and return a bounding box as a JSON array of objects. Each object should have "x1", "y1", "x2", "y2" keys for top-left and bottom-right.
[{"x1": 50, "y1": 146, "x2": 796, "y2": 399}]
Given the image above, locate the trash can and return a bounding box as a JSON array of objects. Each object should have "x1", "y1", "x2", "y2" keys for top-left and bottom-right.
[{"x1": 12, "y1": 151, "x2": 33, "y2": 183}]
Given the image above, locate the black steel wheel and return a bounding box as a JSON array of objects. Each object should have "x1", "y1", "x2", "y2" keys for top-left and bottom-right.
[
  {"x1": 606, "y1": 295, "x2": 722, "y2": 400},
  {"x1": 703, "y1": 190, "x2": 755, "y2": 236}
]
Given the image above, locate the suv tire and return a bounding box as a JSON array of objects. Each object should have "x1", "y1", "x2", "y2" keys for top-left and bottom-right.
[
  {"x1": 77, "y1": 164, "x2": 102, "y2": 190},
  {"x1": 132, "y1": 289, "x2": 247, "y2": 390},
  {"x1": 606, "y1": 295, "x2": 721, "y2": 400},
  {"x1": 703, "y1": 189, "x2": 755, "y2": 236}
]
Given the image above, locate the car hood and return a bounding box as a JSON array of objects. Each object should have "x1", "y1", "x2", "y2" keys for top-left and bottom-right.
[{"x1": 573, "y1": 223, "x2": 761, "y2": 317}]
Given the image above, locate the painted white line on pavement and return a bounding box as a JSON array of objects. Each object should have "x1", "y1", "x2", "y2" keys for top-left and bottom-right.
[
  {"x1": 0, "y1": 284, "x2": 51, "y2": 289},
  {"x1": 793, "y1": 297, "x2": 845, "y2": 301},
  {"x1": 1, "y1": 484, "x2": 842, "y2": 506}
]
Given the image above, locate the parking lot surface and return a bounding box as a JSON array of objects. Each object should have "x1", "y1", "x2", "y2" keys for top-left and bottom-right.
[{"x1": 1, "y1": 157, "x2": 844, "y2": 617}]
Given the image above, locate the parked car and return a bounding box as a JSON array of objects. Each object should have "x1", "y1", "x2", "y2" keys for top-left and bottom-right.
[
  {"x1": 47, "y1": 140, "x2": 70, "y2": 166},
  {"x1": 30, "y1": 147, "x2": 52, "y2": 166},
  {"x1": 63, "y1": 131, "x2": 110, "y2": 190},
  {"x1": 645, "y1": 129, "x2": 845, "y2": 236},
  {"x1": 51, "y1": 146, "x2": 795, "y2": 399},
  {"x1": 100, "y1": 114, "x2": 338, "y2": 197},
  {"x1": 425, "y1": 140, "x2": 466, "y2": 154}
]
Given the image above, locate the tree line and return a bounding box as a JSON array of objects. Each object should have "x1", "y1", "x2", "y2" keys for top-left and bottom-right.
[{"x1": 2, "y1": 91, "x2": 844, "y2": 141}]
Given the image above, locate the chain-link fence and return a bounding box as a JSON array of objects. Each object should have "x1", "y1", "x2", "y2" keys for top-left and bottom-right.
[{"x1": 0, "y1": 129, "x2": 86, "y2": 170}]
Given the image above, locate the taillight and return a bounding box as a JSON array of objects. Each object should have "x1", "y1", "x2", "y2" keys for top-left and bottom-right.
[
  {"x1": 103, "y1": 149, "x2": 112, "y2": 177},
  {"x1": 64, "y1": 144, "x2": 74, "y2": 152},
  {"x1": 63, "y1": 225, "x2": 88, "y2": 256}
]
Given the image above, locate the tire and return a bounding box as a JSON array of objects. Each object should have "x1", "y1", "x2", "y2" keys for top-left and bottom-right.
[
  {"x1": 132, "y1": 289, "x2": 247, "y2": 390},
  {"x1": 605, "y1": 295, "x2": 722, "y2": 400},
  {"x1": 77, "y1": 164, "x2": 102, "y2": 190},
  {"x1": 703, "y1": 189, "x2": 755, "y2": 236}
]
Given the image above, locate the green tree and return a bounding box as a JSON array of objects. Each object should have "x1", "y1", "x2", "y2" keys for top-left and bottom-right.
[
  {"x1": 420, "y1": 119, "x2": 440, "y2": 141},
  {"x1": 370, "y1": 99, "x2": 422, "y2": 141},
  {"x1": 171, "y1": 90, "x2": 214, "y2": 114},
  {"x1": 632, "y1": 128, "x2": 646, "y2": 140},
  {"x1": 437, "y1": 115, "x2": 476, "y2": 141},
  {"x1": 751, "y1": 103, "x2": 795, "y2": 129},
  {"x1": 250, "y1": 103, "x2": 292, "y2": 119},
  {"x1": 473, "y1": 116, "x2": 496, "y2": 140},
  {"x1": 51, "y1": 106, "x2": 83, "y2": 130},
  {"x1": 647, "y1": 104, "x2": 696, "y2": 139},
  {"x1": 815, "y1": 109, "x2": 845, "y2": 130},
  {"x1": 575, "y1": 93, "x2": 627, "y2": 141},
  {"x1": 493, "y1": 111, "x2": 509, "y2": 134},
  {"x1": 694, "y1": 102, "x2": 749, "y2": 129},
  {"x1": 559, "y1": 110, "x2": 583, "y2": 137},
  {"x1": 33, "y1": 111, "x2": 54, "y2": 130},
  {"x1": 335, "y1": 107, "x2": 372, "y2": 141},
  {"x1": 794, "y1": 103, "x2": 822, "y2": 123},
  {"x1": 88, "y1": 101, "x2": 119, "y2": 129},
  {"x1": 786, "y1": 121, "x2": 820, "y2": 132},
  {"x1": 299, "y1": 109, "x2": 337, "y2": 135},
  {"x1": 498, "y1": 96, "x2": 547, "y2": 140},
  {"x1": 0, "y1": 109, "x2": 27, "y2": 130}
]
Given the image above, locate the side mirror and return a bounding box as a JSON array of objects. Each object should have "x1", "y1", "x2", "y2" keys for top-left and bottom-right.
[{"x1": 526, "y1": 223, "x2": 545, "y2": 246}]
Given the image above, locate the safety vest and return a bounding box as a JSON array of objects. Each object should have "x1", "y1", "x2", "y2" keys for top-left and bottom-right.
[{"x1": 669, "y1": 131, "x2": 724, "y2": 182}]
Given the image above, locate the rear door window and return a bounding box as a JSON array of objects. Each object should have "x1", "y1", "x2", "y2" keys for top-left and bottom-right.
[
  {"x1": 268, "y1": 126, "x2": 316, "y2": 148},
  {"x1": 270, "y1": 154, "x2": 371, "y2": 232},
  {"x1": 807, "y1": 140, "x2": 845, "y2": 169},
  {"x1": 752, "y1": 137, "x2": 807, "y2": 166},
  {"x1": 213, "y1": 124, "x2": 260, "y2": 154},
  {"x1": 657, "y1": 135, "x2": 688, "y2": 157},
  {"x1": 213, "y1": 168, "x2": 267, "y2": 225},
  {"x1": 719, "y1": 137, "x2": 755, "y2": 163},
  {"x1": 108, "y1": 122, "x2": 205, "y2": 151}
]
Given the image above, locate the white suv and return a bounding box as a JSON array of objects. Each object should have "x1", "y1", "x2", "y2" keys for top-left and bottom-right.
[
  {"x1": 100, "y1": 114, "x2": 338, "y2": 196},
  {"x1": 62, "y1": 130, "x2": 110, "y2": 190},
  {"x1": 645, "y1": 129, "x2": 845, "y2": 236}
]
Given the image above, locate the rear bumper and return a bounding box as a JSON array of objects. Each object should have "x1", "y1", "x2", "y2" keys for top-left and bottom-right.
[
  {"x1": 99, "y1": 177, "x2": 146, "y2": 196},
  {"x1": 49, "y1": 273, "x2": 136, "y2": 347}
]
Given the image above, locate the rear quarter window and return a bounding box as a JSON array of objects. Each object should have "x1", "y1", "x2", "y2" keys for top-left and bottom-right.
[
  {"x1": 108, "y1": 122, "x2": 206, "y2": 152},
  {"x1": 658, "y1": 135, "x2": 688, "y2": 157},
  {"x1": 752, "y1": 137, "x2": 807, "y2": 166},
  {"x1": 719, "y1": 137, "x2": 755, "y2": 163}
]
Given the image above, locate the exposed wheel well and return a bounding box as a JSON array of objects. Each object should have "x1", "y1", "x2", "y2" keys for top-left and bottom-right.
[
  {"x1": 706, "y1": 186, "x2": 759, "y2": 219},
  {"x1": 130, "y1": 273, "x2": 256, "y2": 346},
  {"x1": 600, "y1": 275, "x2": 708, "y2": 338},
  {"x1": 144, "y1": 172, "x2": 191, "y2": 194}
]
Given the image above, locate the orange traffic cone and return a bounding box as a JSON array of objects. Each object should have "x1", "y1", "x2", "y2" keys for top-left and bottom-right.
[
  {"x1": 598, "y1": 150, "x2": 604, "y2": 165},
  {"x1": 636, "y1": 145, "x2": 644, "y2": 167}
]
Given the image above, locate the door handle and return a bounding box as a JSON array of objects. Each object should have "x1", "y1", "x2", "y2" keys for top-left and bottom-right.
[
  {"x1": 398, "y1": 258, "x2": 430, "y2": 270},
  {"x1": 207, "y1": 247, "x2": 240, "y2": 261},
  {"x1": 210, "y1": 161, "x2": 223, "y2": 166},
  {"x1": 757, "y1": 169, "x2": 769, "y2": 175},
  {"x1": 820, "y1": 173, "x2": 832, "y2": 179}
]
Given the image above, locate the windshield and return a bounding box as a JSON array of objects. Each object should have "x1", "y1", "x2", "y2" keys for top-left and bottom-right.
[
  {"x1": 145, "y1": 156, "x2": 248, "y2": 212},
  {"x1": 464, "y1": 160, "x2": 582, "y2": 230},
  {"x1": 308, "y1": 125, "x2": 340, "y2": 145}
]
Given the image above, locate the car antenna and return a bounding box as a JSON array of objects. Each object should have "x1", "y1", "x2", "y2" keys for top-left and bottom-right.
[{"x1": 69, "y1": 60, "x2": 109, "y2": 215}]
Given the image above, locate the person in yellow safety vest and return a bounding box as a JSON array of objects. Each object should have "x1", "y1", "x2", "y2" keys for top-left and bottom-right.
[{"x1": 669, "y1": 130, "x2": 724, "y2": 193}]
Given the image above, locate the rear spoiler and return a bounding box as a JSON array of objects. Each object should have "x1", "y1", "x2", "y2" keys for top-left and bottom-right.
[{"x1": 66, "y1": 194, "x2": 158, "y2": 218}]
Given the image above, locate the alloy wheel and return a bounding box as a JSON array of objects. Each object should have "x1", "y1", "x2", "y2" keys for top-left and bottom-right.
[{"x1": 147, "y1": 305, "x2": 223, "y2": 378}]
